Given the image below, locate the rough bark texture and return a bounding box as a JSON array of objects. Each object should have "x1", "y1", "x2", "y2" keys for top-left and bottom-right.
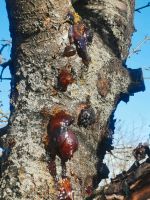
[
  {"x1": 104, "y1": 160, "x2": 150, "y2": 200},
  {"x1": 0, "y1": 0, "x2": 145, "y2": 199}
]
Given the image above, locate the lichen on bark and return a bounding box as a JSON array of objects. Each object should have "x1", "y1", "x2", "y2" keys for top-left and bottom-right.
[{"x1": 0, "y1": 0, "x2": 145, "y2": 199}]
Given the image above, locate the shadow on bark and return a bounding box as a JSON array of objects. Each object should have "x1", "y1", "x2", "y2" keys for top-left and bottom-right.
[
  {"x1": 72, "y1": 1, "x2": 146, "y2": 189},
  {"x1": 73, "y1": 0, "x2": 121, "y2": 58}
]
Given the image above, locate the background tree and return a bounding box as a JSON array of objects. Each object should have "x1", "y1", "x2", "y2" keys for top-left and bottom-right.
[{"x1": 0, "y1": 0, "x2": 145, "y2": 199}]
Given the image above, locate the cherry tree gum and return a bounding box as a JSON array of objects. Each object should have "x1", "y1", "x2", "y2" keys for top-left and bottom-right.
[{"x1": 0, "y1": 0, "x2": 145, "y2": 199}]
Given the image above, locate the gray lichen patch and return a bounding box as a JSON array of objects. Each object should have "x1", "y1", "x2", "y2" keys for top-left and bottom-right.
[{"x1": 1, "y1": 0, "x2": 145, "y2": 199}]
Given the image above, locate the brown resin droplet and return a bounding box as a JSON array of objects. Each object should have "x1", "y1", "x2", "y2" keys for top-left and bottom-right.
[
  {"x1": 8, "y1": 138, "x2": 16, "y2": 148},
  {"x1": 45, "y1": 110, "x2": 78, "y2": 181},
  {"x1": 47, "y1": 110, "x2": 74, "y2": 138},
  {"x1": 85, "y1": 186, "x2": 93, "y2": 196},
  {"x1": 63, "y1": 45, "x2": 76, "y2": 57},
  {"x1": 78, "y1": 106, "x2": 96, "y2": 128},
  {"x1": 58, "y1": 177, "x2": 73, "y2": 200},
  {"x1": 57, "y1": 129, "x2": 78, "y2": 161},
  {"x1": 57, "y1": 69, "x2": 74, "y2": 92}
]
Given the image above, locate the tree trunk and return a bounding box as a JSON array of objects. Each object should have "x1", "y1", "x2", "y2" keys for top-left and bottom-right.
[{"x1": 0, "y1": 0, "x2": 145, "y2": 199}]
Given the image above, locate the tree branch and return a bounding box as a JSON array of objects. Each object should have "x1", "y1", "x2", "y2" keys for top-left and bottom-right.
[
  {"x1": 0, "y1": 40, "x2": 11, "y2": 58},
  {"x1": 0, "y1": 78, "x2": 11, "y2": 80},
  {"x1": 0, "y1": 59, "x2": 11, "y2": 80},
  {"x1": 0, "y1": 44, "x2": 9, "y2": 55},
  {"x1": 128, "y1": 36, "x2": 150, "y2": 58},
  {"x1": 0, "y1": 125, "x2": 9, "y2": 137},
  {"x1": 88, "y1": 160, "x2": 150, "y2": 199},
  {"x1": 135, "y1": 2, "x2": 150, "y2": 13},
  {"x1": 0, "y1": 110, "x2": 9, "y2": 121}
]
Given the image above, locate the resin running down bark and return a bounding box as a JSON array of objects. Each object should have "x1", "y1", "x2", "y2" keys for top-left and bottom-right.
[{"x1": 0, "y1": 0, "x2": 145, "y2": 199}]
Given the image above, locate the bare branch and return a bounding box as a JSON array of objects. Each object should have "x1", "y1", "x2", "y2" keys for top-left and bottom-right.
[
  {"x1": 0, "y1": 39, "x2": 11, "y2": 63},
  {"x1": 0, "y1": 78, "x2": 11, "y2": 80},
  {"x1": 0, "y1": 40, "x2": 11, "y2": 80},
  {"x1": 0, "y1": 39, "x2": 11, "y2": 44},
  {"x1": 0, "y1": 59, "x2": 11, "y2": 80},
  {"x1": 0, "y1": 59, "x2": 11, "y2": 68},
  {"x1": 128, "y1": 36, "x2": 150, "y2": 58},
  {"x1": 0, "y1": 40, "x2": 11, "y2": 56},
  {"x1": 143, "y1": 66, "x2": 150, "y2": 70},
  {"x1": 144, "y1": 77, "x2": 150, "y2": 79},
  {"x1": 135, "y1": 2, "x2": 150, "y2": 13},
  {"x1": 86, "y1": 160, "x2": 150, "y2": 199},
  {"x1": 0, "y1": 110, "x2": 9, "y2": 121},
  {"x1": 108, "y1": 151, "x2": 131, "y2": 162},
  {"x1": 0, "y1": 44, "x2": 9, "y2": 55}
]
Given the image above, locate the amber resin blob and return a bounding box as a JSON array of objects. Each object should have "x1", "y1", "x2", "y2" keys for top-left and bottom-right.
[
  {"x1": 58, "y1": 177, "x2": 74, "y2": 200},
  {"x1": 57, "y1": 69, "x2": 74, "y2": 92},
  {"x1": 63, "y1": 45, "x2": 76, "y2": 57},
  {"x1": 57, "y1": 129, "x2": 78, "y2": 161},
  {"x1": 45, "y1": 109, "x2": 78, "y2": 184},
  {"x1": 47, "y1": 110, "x2": 74, "y2": 137}
]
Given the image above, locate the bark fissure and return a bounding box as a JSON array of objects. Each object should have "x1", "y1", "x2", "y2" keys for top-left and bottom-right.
[{"x1": 0, "y1": 0, "x2": 145, "y2": 199}]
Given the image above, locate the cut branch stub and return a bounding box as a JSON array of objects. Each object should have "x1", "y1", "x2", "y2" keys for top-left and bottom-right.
[{"x1": 128, "y1": 68, "x2": 145, "y2": 94}]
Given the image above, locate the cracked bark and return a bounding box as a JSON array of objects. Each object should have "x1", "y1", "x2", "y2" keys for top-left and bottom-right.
[
  {"x1": 0, "y1": 0, "x2": 145, "y2": 199},
  {"x1": 103, "y1": 160, "x2": 150, "y2": 200}
]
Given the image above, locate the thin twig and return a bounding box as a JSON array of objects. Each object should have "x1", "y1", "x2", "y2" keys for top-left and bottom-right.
[
  {"x1": 143, "y1": 66, "x2": 150, "y2": 70},
  {"x1": 128, "y1": 36, "x2": 150, "y2": 58},
  {"x1": 135, "y1": 2, "x2": 150, "y2": 13},
  {"x1": 0, "y1": 78, "x2": 11, "y2": 80},
  {"x1": 0, "y1": 110, "x2": 9, "y2": 120},
  {"x1": 144, "y1": 77, "x2": 150, "y2": 79},
  {"x1": 108, "y1": 151, "x2": 130, "y2": 162},
  {"x1": 0, "y1": 44, "x2": 9, "y2": 54},
  {"x1": 0, "y1": 59, "x2": 11, "y2": 80},
  {"x1": 0, "y1": 39, "x2": 11, "y2": 44},
  {"x1": 0, "y1": 40, "x2": 11, "y2": 64}
]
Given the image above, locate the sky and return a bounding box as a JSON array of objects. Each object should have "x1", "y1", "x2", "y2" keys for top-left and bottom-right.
[
  {"x1": 114, "y1": 0, "x2": 150, "y2": 146},
  {"x1": 0, "y1": 0, "x2": 11, "y2": 117},
  {"x1": 0, "y1": 0, "x2": 150, "y2": 146}
]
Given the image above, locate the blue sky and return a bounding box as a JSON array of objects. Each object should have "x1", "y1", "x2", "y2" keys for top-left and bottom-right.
[
  {"x1": 114, "y1": 0, "x2": 150, "y2": 146},
  {"x1": 0, "y1": 1, "x2": 150, "y2": 145},
  {"x1": 0, "y1": 0, "x2": 11, "y2": 116}
]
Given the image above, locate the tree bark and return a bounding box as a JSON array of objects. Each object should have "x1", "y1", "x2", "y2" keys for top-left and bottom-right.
[
  {"x1": 0, "y1": 0, "x2": 145, "y2": 199},
  {"x1": 103, "y1": 160, "x2": 150, "y2": 200}
]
